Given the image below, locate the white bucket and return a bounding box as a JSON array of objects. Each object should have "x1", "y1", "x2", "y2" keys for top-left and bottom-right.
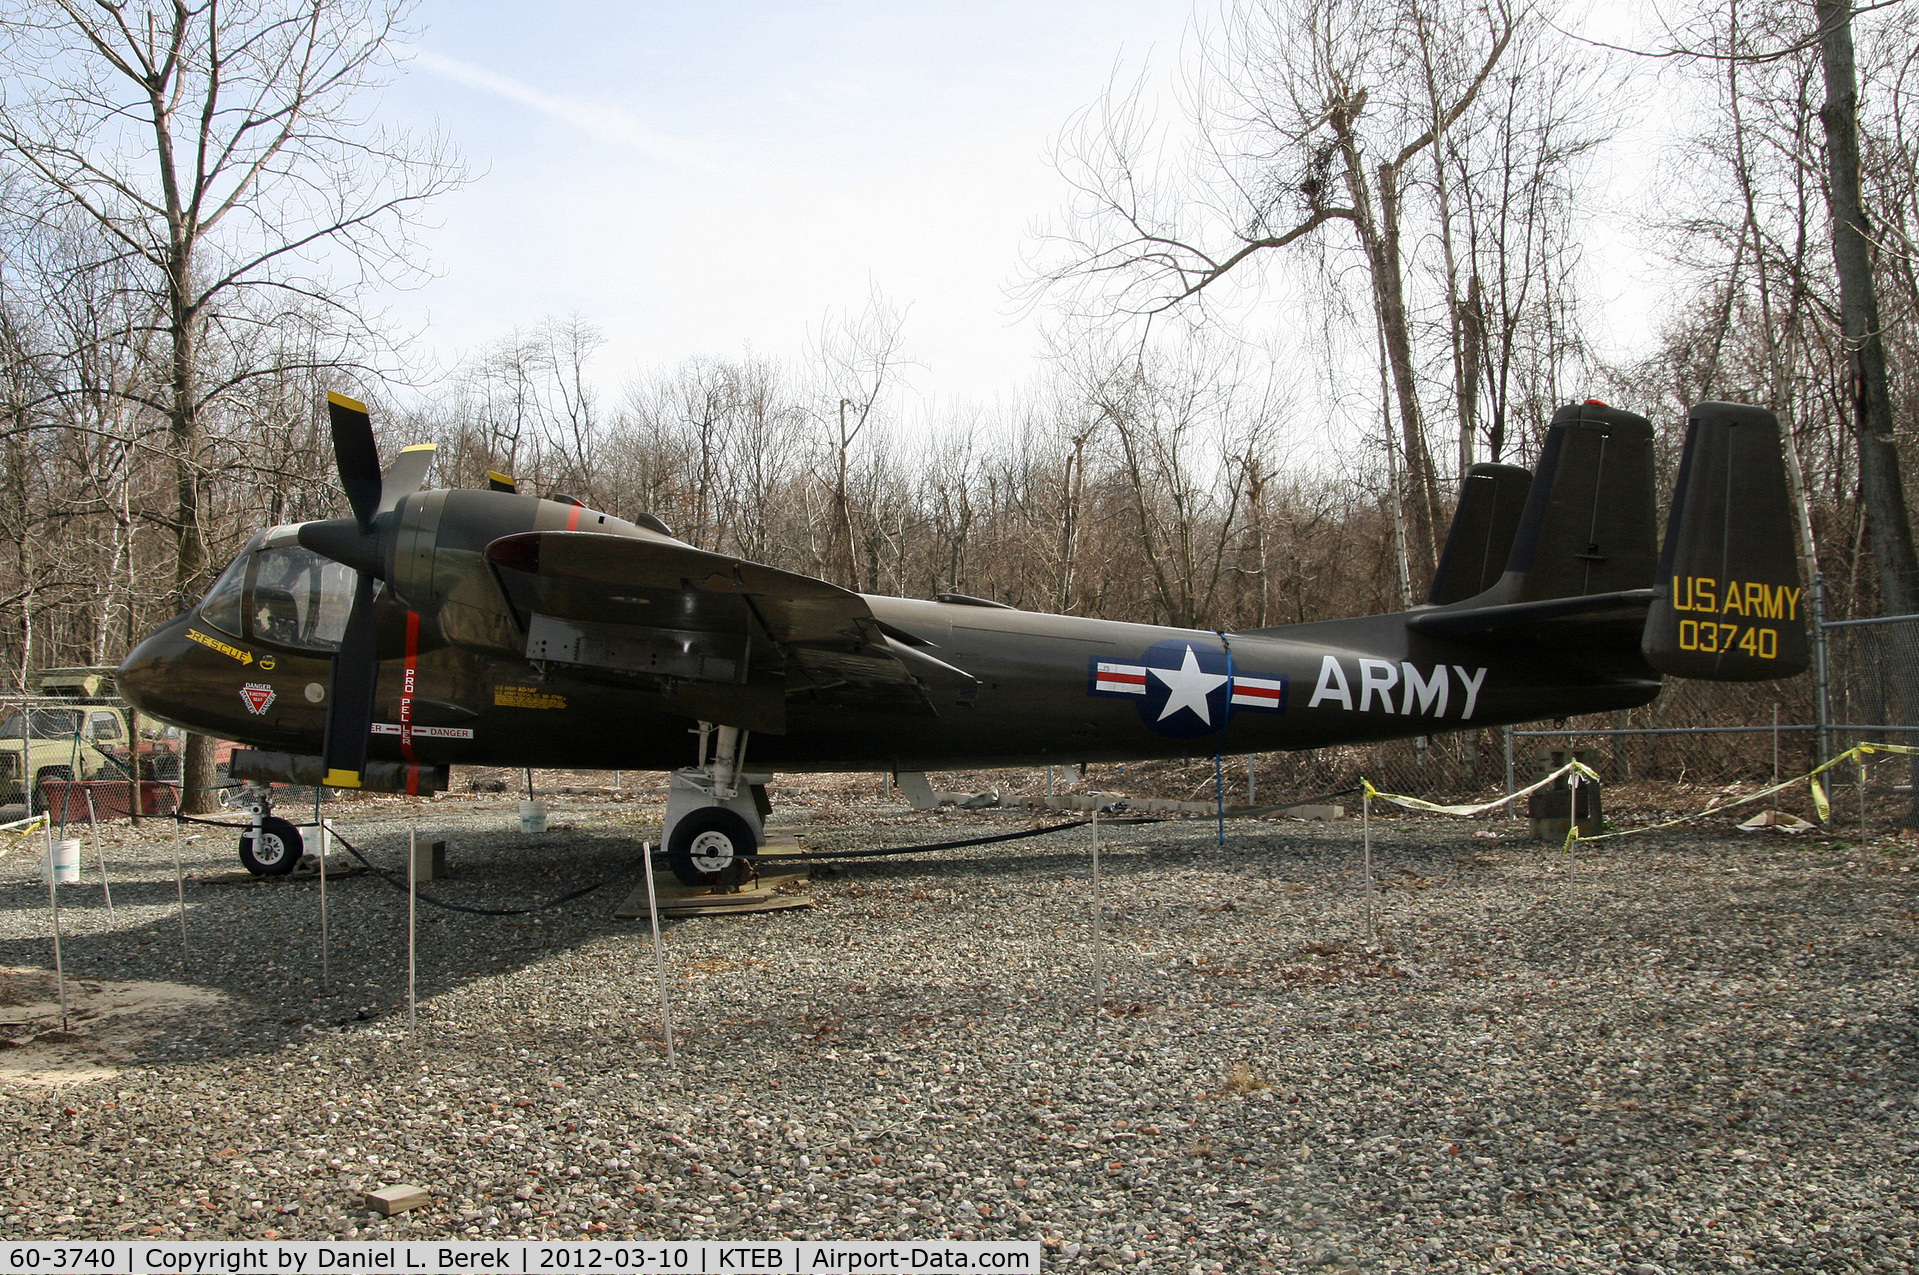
[
  {"x1": 43, "y1": 838, "x2": 80, "y2": 885},
  {"x1": 518, "y1": 800, "x2": 548, "y2": 833}
]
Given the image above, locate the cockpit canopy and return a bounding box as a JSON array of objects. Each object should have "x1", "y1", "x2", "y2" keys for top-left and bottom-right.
[{"x1": 198, "y1": 526, "x2": 363, "y2": 654}]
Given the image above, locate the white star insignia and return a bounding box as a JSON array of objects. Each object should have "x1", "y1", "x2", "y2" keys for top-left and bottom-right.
[{"x1": 1151, "y1": 644, "x2": 1230, "y2": 724}]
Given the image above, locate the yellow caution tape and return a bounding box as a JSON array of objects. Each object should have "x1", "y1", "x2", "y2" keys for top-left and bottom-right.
[
  {"x1": 0, "y1": 813, "x2": 49, "y2": 860},
  {"x1": 1369, "y1": 742, "x2": 1914, "y2": 857},
  {"x1": 1362, "y1": 759, "x2": 1601, "y2": 818}
]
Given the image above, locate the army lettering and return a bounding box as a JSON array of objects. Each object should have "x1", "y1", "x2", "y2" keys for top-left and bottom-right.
[
  {"x1": 1307, "y1": 656, "x2": 1487, "y2": 719},
  {"x1": 1669, "y1": 576, "x2": 1799, "y2": 619},
  {"x1": 1668, "y1": 576, "x2": 1797, "y2": 660}
]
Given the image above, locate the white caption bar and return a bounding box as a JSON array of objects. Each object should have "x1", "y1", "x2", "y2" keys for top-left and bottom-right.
[{"x1": 0, "y1": 1241, "x2": 1040, "y2": 1274}]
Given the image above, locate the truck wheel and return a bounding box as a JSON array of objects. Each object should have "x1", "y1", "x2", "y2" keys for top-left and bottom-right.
[
  {"x1": 31, "y1": 767, "x2": 72, "y2": 816},
  {"x1": 239, "y1": 816, "x2": 304, "y2": 876},
  {"x1": 665, "y1": 807, "x2": 757, "y2": 887}
]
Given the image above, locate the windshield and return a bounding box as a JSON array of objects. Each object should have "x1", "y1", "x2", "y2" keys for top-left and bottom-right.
[
  {"x1": 199, "y1": 550, "x2": 250, "y2": 637},
  {"x1": 250, "y1": 546, "x2": 357, "y2": 652},
  {"x1": 196, "y1": 540, "x2": 358, "y2": 653},
  {"x1": 0, "y1": 708, "x2": 84, "y2": 740}
]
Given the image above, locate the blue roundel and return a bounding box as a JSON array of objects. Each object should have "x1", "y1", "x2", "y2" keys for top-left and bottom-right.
[{"x1": 1087, "y1": 638, "x2": 1232, "y2": 738}]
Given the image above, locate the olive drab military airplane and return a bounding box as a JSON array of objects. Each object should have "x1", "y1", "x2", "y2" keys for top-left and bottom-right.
[{"x1": 117, "y1": 393, "x2": 1809, "y2": 882}]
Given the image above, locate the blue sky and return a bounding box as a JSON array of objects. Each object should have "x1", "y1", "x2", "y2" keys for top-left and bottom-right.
[{"x1": 374, "y1": 0, "x2": 1201, "y2": 403}]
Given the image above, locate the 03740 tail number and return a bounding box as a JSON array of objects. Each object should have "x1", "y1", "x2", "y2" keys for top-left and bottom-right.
[{"x1": 1677, "y1": 620, "x2": 1779, "y2": 659}]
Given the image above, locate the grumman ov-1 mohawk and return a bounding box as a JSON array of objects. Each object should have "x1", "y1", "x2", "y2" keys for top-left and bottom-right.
[{"x1": 118, "y1": 393, "x2": 1809, "y2": 882}]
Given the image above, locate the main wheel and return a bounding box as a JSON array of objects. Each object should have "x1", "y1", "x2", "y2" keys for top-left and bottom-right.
[
  {"x1": 239, "y1": 815, "x2": 304, "y2": 876},
  {"x1": 665, "y1": 807, "x2": 757, "y2": 887}
]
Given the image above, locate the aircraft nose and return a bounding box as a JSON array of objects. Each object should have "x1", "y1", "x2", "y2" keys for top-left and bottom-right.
[{"x1": 117, "y1": 612, "x2": 195, "y2": 722}]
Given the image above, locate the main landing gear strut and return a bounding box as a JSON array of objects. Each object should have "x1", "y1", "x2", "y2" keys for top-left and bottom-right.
[{"x1": 662, "y1": 723, "x2": 769, "y2": 887}]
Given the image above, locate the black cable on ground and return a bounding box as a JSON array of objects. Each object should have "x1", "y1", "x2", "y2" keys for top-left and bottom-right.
[
  {"x1": 794, "y1": 785, "x2": 1363, "y2": 861},
  {"x1": 324, "y1": 828, "x2": 610, "y2": 916},
  {"x1": 168, "y1": 810, "x2": 610, "y2": 916}
]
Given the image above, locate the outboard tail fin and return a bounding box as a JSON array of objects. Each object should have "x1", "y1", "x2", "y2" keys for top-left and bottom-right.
[
  {"x1": 1428, "y1": 463, "x2": 1532, "y2": 606},
  {"x1": 1641, "y1": 402, "x2": 1809, "y2": 680}
]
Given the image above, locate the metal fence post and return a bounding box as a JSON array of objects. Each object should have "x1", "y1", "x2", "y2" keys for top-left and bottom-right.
[
  {"x1": 1503, "y1": 726, "x2": 1516, "y2": 819},
  {"x1": 1812, "y1": 571, "x2": 1833, "y2": 771}
]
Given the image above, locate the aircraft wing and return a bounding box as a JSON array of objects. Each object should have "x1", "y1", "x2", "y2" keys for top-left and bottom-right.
[{"x1": 484, "y1": 531, "x2": 945, "y2": 732}]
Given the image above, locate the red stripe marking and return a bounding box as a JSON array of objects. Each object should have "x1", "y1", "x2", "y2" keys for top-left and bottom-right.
[
  {"x1": 400, "y1": 610, "x2": 420, "y2": 769},
  {"x1": 566, "y1": 504, "x2": 582, "y2": 531},
  {"x1": 1100, "y1": 672, "x2": 1148, "y2": 686}
]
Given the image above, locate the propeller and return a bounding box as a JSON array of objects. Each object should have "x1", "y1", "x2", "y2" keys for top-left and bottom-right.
[{"x1": 296, "y1": 392, "x2": 435, "y2": 789}]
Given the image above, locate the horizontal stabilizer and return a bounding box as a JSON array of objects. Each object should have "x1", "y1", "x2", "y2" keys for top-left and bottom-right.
[
  {"x1": 1410, "y1": 588, "x2": 1655, "y2": 650},
  {"x1": 1642, "y1": 402, "x2": 1809, "y2": 680}
]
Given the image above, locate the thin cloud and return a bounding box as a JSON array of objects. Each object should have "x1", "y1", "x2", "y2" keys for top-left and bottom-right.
[{"x1": 412, "y1": 50, "x2": 746, "y2": 182}]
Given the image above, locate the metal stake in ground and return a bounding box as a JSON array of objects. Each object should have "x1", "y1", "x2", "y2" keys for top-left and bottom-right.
[
  {"x1": 407, "y1": 829, "x2": 418, "y2": 1035},
  {"x1": 641, "y1": 842, "x2": 676, "y2": 1066},
  {"x1": 1361, "y1": 788, "x2": 1376, "y2": 944},
  {"x1": 315, "y1": 790, "x2": 329, "y2": 989},
  {"x1": 42, "y1": 820, "x2": 69, "y2": 1031},
  {"x1": 169, "y1": 818, "x2": 190, "y2": 960},
  {"x1": 1567, "y1": 771, "x2": 1581, "y2": 873},
  {"x1": 1860, "y1": 760, "x2": 1868, "y2": 843},
  {"x1": 1090, "y1": 803, "x2": 1103, "y2": 1027},
  {"x1": 83, "y1": 787, "x2": 115, "y2": 924}
]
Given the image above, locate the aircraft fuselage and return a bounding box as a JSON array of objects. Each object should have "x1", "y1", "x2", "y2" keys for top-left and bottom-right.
[{"x1": 120, "y1": 574, "x2": 1659, "y2": 774}]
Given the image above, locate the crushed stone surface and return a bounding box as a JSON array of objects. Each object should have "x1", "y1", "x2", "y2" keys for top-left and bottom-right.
[{"x1": 0, "y1": 778, "x2": 1915, "y2": 1273}]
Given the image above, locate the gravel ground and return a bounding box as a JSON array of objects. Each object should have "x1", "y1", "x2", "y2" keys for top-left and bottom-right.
[{"x1": 0, "y1": 778, "x2": 1916, "y2": 1272}]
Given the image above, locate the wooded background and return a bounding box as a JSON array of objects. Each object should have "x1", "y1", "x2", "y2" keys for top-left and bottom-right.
[{"x1": 1, "y1": 0, "x2": 1913, "y2": 795}]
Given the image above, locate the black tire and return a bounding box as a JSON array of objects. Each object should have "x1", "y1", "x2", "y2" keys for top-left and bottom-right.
[
  {"x1": 239, "y1": 815, "x2": 304, "y2": 876},
  {"x1": 31, "y1": 767, "x2": 72, "y2": 817},
  {"x1": 666, "y1": 807, "x2": 757, "y2": 887}
]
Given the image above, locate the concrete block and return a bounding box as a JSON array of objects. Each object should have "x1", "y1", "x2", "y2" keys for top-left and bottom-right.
[
  {"x1": 410, "y1": 840, "x2": 446, "y2": 882},
  {"x1": 364, "y1": 1183, "x2": 429, "y2": 1216},
  {"x1": 1288, "y1": 804, "x2": 1345, "y2": 821},
  {"x1": 895, "y1": 771, "x2": 937, "y2": 810}
]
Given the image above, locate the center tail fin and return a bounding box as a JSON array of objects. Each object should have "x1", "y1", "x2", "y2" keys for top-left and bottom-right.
[{"x1": 1487, "y1": 400, "x2": 1659, "y2": 605}]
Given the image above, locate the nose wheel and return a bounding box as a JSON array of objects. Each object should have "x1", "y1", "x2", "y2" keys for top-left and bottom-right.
[{"x1": 239, "y1": 815, "x2": 304, "y2": 876}]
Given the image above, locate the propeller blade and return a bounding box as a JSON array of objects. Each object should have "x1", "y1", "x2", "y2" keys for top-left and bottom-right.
[
  {"x1": 326, "y1": 391, "x2": 383, "y2": 532},
  {"x1": 487, "y1": 470, "x2": 517, "y2": 494},
  {"x1": 379, "y1": 443, "x2": 437, "y2": 514},
  {"x1": 319, "y1": 573, "x2": 380, "y2": 788}
]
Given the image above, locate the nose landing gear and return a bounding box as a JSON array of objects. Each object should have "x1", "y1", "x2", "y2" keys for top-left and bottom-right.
[{"x1": 231, "y1": 783, "x2": 305, "y2": 876}]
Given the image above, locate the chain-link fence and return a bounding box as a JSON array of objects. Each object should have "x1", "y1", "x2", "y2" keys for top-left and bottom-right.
[{"x1": 0, "y1": 694, "x2": 177, "y2": 821}]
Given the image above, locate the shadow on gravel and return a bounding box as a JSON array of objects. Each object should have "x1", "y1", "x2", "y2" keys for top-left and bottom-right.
[
  {"x1": 0, "y1": 812, "x2": 1353, "y2": 1070},
  {"x1": 0, "y1": 821, "x2": 663, "y2": 1067}
]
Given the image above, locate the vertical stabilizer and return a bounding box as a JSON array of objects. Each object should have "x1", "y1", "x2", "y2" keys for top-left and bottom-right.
[
  {"x1": 1429, "y1": 463, "x2": 1533, "y2": 605},
  {"x1": 1496, "y1": 401, "x2": 1658, "y2": 602},
  {"x1": 1642, "y1": 402, "x2": 1808, "y2": 679}
]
